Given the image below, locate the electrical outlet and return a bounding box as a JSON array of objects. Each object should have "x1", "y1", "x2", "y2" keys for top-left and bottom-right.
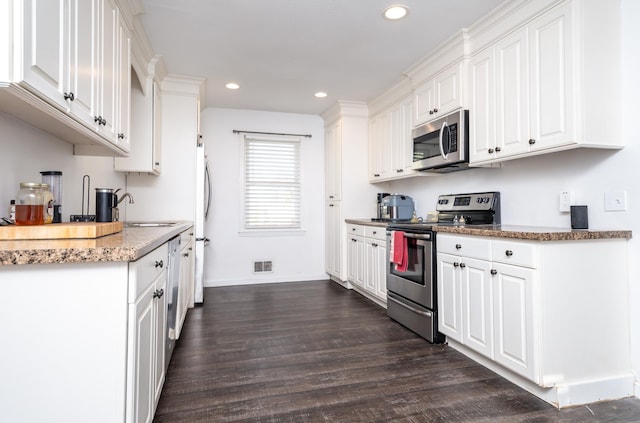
[
  {"x1": 559, "y1": 191, "x2": 575, "y2": 212},
  {"x1": 605, "y1": 191, "x2": 627, "y2": 211}
]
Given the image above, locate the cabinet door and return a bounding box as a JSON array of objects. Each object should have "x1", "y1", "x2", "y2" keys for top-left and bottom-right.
[
  {"x1": 325, "y1": 122, "x2": 341, "y2": 200},
  {"x1": 95, "y1": 0, "x2": 118, "y2": 140},
  {"x1": 325, "y1": 201, "x2": 342, "y2": 278},
  {"x1": 435, "y1": 63, "x2": 463, "y2": 116},
  {"x1": 21, "y1": 0, "x2": 66, "y2": 108},
  {"x1": 414, "y1": 81, "x2": 435, "y2": 125},
  {"x1": 65, "y1": 0, "x2": 98, "y2": 129},
  {"x1": 437, "y1": 252, "x2": 462, "y2": 342},
  {"x1": 364, "y1": 239, "x2": 377, "y2": 294},
  {"x1": 116, "y1": 20, "x2": 131, "y2": 150},
  {"x1": 461, "y1": 257, "x2": 493, "y2": 358},
  {"x1": 347, "y1": 235, "x2": 358, "y2": 284},
  {"x1": 469, "y1": 48, "x2": 496, "y2": 163},
  {"x1": 129, "y1": 281, "x2": 155, "y2": 423},
  {"x1": 389, "y1": 98, "x2": 414, "y2": 176},
  {"x1": 492, "y1": 263, "x2": 536, "y2": 382},
  {"x1": 152, "y1": 272, "x2": 167, "y2": 407},
  {"x1": 373, "y1": 242, "x2": 387, "y2": 300},
  {"x1": 528, "y1": 1, "x2": 574, "y2": 150},
  {"x1": 495, "y1": 27, "x2": 531, "y2": 157}
]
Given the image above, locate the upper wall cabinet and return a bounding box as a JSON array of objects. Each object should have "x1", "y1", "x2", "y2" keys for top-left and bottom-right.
[
  {"x1": 468, "y1": 0, "x2": 623, "y2": 165},
  {"x1": 413, "y1": 62, "x2": 463, "y2": 126},
  {"x1": 0, "y1": 0, "x2": 132, "y2": 157},
  {"x1": 368, "y1": 95, "x2": 416, "y2": 183}
]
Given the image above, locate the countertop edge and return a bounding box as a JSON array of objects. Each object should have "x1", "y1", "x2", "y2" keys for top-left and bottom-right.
[
  {"x1": 344, "y1": 219, "x2": 632, "y2": 241},
  {"x1": 0, "y1": 221, "x2": 194, "y2": 266}
]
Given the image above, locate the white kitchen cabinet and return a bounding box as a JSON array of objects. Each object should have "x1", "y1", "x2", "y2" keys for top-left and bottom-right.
[
  {"x1": 126, "y1": 244, "x2": 168, "y2": 423},
  {"x1": 115, "y1": 74, "x2": 162, "y2": 174},
  {"x1": 413, "y1": 62, "x2": 463, "y2": 126},
  {"x1": 176, "y1": 228, "x2": 195, "y2": 339},
  {"x1": 0, "y1": 0, "x2": 132, "y2": 157},
  {"x1": 468, "y1": 0, "x2": 621, "y2": 165},
  {"x1": 368, "y1": 95, "x2": 416, "y2": 183},
  {"x1": 345, "y1": 223, "x2": 388, "y2": 305},
  {"x1": 20, "y1": 0, "x2": 66, "y2": 109},
  {"x1": 346, "y1": 224, "x2": 365, "y2": 289},
  {"x1": 368, "y1": 111, "x2": 390, "y2": 181},
  {"x1": 365, "y1": 225, "x2": 387, "y2": 302},
  {"x1": 322, "y1": 101, "x2": 377, "y2": 283},
  {"x1": 325, "y1": 120, "x2": 342, "y2": 202},
  {"x1": 436, "y1": 232, "x2": 632, "y2": 407},
  {"x1": 325, "y1": 201, "x2": 342, "y2": 278}
]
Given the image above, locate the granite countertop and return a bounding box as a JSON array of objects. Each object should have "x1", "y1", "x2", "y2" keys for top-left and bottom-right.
[
  {"x1": 0, "y1": 221, "x2": 194, "y2": 266},
  {"x1": 345, "y1": 218, "x2": 632, "y2": 241}
]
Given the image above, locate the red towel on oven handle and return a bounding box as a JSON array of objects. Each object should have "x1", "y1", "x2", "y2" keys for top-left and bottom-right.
[{"x1": 391, "y1": 231, "x2": 409, "y2": 272}]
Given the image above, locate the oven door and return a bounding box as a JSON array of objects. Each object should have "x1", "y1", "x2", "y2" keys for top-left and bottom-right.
[{"x1": 386, "y1": 232, "x2": 434, "y2": 309}]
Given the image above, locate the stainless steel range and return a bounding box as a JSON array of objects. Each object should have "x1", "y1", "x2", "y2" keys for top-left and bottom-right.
[{"x1": 386, "y1": 192, "x2": 501, "y2": 343}]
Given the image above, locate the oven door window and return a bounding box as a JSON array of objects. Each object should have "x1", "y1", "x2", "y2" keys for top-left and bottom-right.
[{"x1": 390, "y1": 237, "x2": 425, "y2": 285}]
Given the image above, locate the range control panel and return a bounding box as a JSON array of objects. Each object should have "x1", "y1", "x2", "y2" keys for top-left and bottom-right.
[{"x1": 436, "y1": 192, "x2": 500, "y2": 212}]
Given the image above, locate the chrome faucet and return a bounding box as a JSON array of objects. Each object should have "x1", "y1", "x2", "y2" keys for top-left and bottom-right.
[
  {"x1": 112, "y1": 190, "x2": 134, "y2": 222},
  {"x1": 117, "y1": 192, "x2": 135, "y2": 205}
]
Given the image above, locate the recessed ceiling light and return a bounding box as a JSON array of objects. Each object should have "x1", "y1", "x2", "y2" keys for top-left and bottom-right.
[
  {"x1": 314, "y1": 92, "x2": 328, "y2": 98},
  {"x1": 383, "y1": 5, "x2": 408, "y2": 20},
  {"x1": 225, "y1": 82, "x2": 240, "y2": 90}
]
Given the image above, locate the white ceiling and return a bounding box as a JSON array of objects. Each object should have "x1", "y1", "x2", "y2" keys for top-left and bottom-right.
[{"x1": 139, "y1": 0, "x2": 505, "y2": 115}]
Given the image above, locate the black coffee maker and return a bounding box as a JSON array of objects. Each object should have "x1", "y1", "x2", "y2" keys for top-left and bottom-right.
[{"x1": 376, "y1": 192, "x2": 390, "y2": 220}]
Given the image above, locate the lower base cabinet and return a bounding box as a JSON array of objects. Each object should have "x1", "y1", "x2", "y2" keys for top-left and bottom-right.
[
  {"x1": 436, "y1": 233, "x2": 632, "y2": 407},
  {"x1": 0, "y1": 242, "x2": 173, "y2": 423},
  {"x1": 127, "y1": 244, "x2": 168, "y2": 423},
  {"x1": 346, "y1": 223, "x2": 387, "y2": 304}
]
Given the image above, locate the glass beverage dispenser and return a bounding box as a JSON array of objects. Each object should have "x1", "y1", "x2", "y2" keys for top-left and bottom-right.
[{"x1": 41, "y1": 171, "x2": 62, "y2": 223}]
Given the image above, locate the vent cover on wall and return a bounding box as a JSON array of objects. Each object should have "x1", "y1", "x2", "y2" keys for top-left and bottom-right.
[{"x1": 253, "y1": 261, "x2": 273, "y2": 273}]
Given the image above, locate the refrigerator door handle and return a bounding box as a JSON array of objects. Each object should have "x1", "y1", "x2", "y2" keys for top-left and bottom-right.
[
  {"x1": 204, "y1": 162, "x2": 212, "y2": 220},
  {"x1": 196, "y1": 237, "x2": 210, "y2": 246}
]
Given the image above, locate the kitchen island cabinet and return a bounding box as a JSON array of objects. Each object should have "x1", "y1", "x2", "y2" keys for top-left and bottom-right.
[
  {"x1": 436, "y1": 231, "x2": 633, "y2": 408},
  {"x1": 0, "y1": 222, "x2": 192, "y2": 423}
]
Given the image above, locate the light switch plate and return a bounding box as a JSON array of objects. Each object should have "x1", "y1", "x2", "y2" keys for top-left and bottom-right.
[
  {"x1": 605, "y1": 191, "x2": 627, "y2": 211},
  {"x1": 559, "y1": 191, "x2": 575, "y2": 212}
]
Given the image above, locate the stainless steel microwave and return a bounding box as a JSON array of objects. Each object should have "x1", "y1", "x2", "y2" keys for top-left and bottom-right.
[{"x1": 411, "y1": 108, "x2": 469, "y2": 173}]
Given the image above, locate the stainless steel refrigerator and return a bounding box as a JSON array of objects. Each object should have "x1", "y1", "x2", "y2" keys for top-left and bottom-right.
[{"x1": 194, "y1": 139, "x2": 211, "y2": 303}]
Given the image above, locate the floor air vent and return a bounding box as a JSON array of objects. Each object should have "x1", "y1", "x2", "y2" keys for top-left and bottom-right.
[{"x1": 253, "y1": 261, "x2": 273, "y2": 273}]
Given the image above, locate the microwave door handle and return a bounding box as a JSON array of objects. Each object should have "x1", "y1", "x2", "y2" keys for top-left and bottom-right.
[{"x1": 439, "y1": 121, "x2": 448, "y2": 159}]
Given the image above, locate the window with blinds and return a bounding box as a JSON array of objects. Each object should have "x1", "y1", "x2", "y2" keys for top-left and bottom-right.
[{"x1": 243, "y1": 136, "x2": 301, "y2": 230}]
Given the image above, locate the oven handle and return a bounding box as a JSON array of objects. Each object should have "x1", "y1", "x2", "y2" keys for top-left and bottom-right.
[
  {"x1": 387, "y1": 295, "x2": 433, "y2": 317},
  {"x1": 402, "y1": 233, "x2": 432, "y2": 240}
]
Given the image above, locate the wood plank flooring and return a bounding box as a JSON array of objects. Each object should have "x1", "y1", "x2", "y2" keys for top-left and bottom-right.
[{"x1": 154, "y1": 281, "x2": 640, "y2": 422}]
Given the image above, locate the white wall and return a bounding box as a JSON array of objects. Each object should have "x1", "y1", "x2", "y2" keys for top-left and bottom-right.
[
  {"x1": 0, "y1": 113, "x2": 127, "y2": 220},
  {"x1": 201, "y1": 108, "x2": 326, "y2": 286}
]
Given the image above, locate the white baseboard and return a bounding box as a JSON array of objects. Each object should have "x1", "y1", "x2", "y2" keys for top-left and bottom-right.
[
  {"x1": 204, "y1": 273, "x2": 330, "y2": 287},
  {"x1": 447, "y1": 340, "x2": 635, "y2": 408}
]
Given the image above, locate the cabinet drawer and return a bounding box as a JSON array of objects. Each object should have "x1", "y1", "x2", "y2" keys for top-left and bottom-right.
[
  {"x1": 128, "y1": 244, "x2": 168, "y2": 302},
  {"x1": 437, "y1": 234, "x2": 491, "y2": 260},
  {"x1": 492, "y1": 240, "x2": 537, "y2": 268},
  {"x1": 347, "y1": 224, "x2": 365, "y2": 237},
  {"x1": 180, "y1": 227, "x2": 194, "y2": 245},
  {"x1": 364, "y1": 225, "x2": 386, "y2": 241}
]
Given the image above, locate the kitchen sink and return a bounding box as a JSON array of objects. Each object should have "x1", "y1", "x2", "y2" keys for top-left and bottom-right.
[{"x1": 124, "y1": 221, "x2": 177, "y2": 228}]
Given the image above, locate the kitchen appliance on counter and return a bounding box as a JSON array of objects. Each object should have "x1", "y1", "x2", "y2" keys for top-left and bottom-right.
[
  {"x1": 380, "y1": 194, "x2": 414, "y2": 222},
  {"x1": 386, "y1": 191, "x2": 500, "y2": 343},
  {"x1": 376, "y1": 192, "x2": 390, "y2": 220},
  {"x1": 95, "y1": 188, "x2": 135, "y2": 222},
  {"x1": 412, "y1": 108, "x2": 469, "y2": 173},
  {"x1": 40, "y1": 171, "x2": 62, "y2": 223}
]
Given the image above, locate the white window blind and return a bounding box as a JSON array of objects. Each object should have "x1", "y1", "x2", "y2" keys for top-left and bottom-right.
[{"x1": 244, "y1": 136, "x2": 301, "y2": 230}]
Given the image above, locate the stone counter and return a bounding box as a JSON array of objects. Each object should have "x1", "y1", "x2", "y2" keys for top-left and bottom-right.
[
  {"x1": 345, "y1": 219, "x2": 632, "y2": 241},
  {"x1": 0, "y1": 221, "x2": 193, "y2": 266}
]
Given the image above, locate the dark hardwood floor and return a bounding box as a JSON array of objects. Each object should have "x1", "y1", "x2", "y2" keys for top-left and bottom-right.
[{"x1": 154, "y1": 281, "x2": 640, "y2": 422}]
